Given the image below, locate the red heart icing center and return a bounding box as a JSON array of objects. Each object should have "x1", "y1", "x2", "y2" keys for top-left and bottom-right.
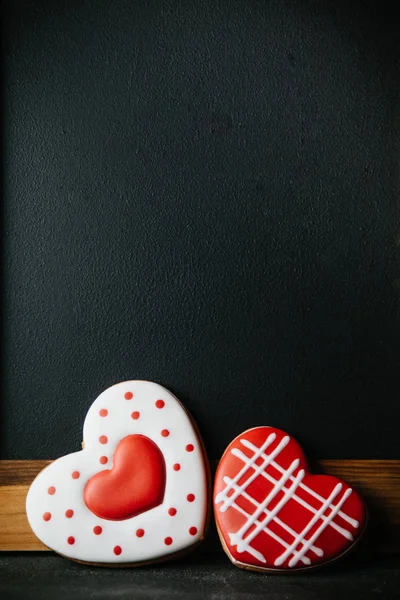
[
  {"x1": 214, "y1": 427, "x2": 366, "y2": 570},
  {"x1": 84, "y1": 434, "x2": 166, "y2": 520}
]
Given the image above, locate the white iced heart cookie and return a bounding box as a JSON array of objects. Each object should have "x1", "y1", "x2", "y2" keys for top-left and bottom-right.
[{"x1": 26, "y1": 381, "x2": 209, "y2": 565}]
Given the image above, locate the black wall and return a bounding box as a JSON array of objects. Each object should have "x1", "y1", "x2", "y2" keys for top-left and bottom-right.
[{"x1": 2, "y1": 0, "x2": 399, "y2": 459}]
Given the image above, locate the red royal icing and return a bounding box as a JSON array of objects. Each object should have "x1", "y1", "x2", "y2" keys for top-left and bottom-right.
[
  {"x1": 99, "y1": 435, "x2": 108, "y2": 445},
  {"x1": 136, "y1": 529, "x2": 145, "y2": 538},
  {"x1": 161, "y1": 429, "x2": 170, "y2": 437},
  {"x1": 131, "y1": 411, "x2": 140, "y2": 420},
  {"x1": 99, "y1": 409, "x2": 108, "y2": 417},
  {"x1": 168, "y1": 508, "x2": 177, "y2": 516},
  {"x1": 93, "y1": 526, "x2": 102, "y2": 535},
  {"x1": 187, "y1": 494, "x2": 195, "y2": 502},
  {"x1": 186, "y1": 444, "x2": 194, "y2": 452},
  {"x1": 67, "y1": 536, "x2": 75, "y2": 545},
  {"x1": 164, "y1": 537, "x2": 173, "y2": 546},
  {"x1": 189, "y1": 527, "x2": 197, "y2": 536},
  {"x1": 173, "y1": 463, "x2": 181, "y2": 471},
  {"x1": 124, "y1": 392, "x2": 133, "y2": 400},
  {"x1": 43, "y1": 512, "x2": 51, "y2": 521},
  {"x1": 84, "y1": 434, "x2": 166, "y2": 520},
  {"x1": 114, "y1": 545, "x2": 122, "y2": 555},
  {"x1": 65, "y1": 509, "x2": 74, "y2": 518},
  {"x1": 214, "y1": 426, "x2": 366, "y2": 571},
  {"x1": 99, "y1": 456, "x2": 108, "y2": 464},
  {"x1": 155, "y1": 400, "x2": 165, "y2": 409},
  {"x1": 72, "y1": 471, "x2": 80, "y2": 479}
]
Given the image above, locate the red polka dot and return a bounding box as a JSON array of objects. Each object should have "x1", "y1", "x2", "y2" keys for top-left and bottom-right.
[
  {"x1": 189, "y1": 527, "x2": 198, "y2": 536},
  {"x1": 67, "y1": 536, "x2": 75, "y2": 545},
  {"x1": 99, "y1": 435, "x2": 108, "y2": 444},
  {"x1": 99, "y1": 409, "x2": 108, "y2": 417},
  {"x1": 187, "y1": 494, "x2": 195, "y2": 502},
  {"x1": 155, "y1": 399, "x2": 165, "y2": 409},
  {"x1": 136, "y1": 529, "x2": 145, "y2": 538},
  {"x1": 48, "y1": 486, "x2": 56, "y2": 495},
  {"x1": 173, "y1": 463, "x2": 181, "y2": 471},
  {"x1": 131, "y1": 411, "x2": 140, "y2": 420},
  {"x1": 43, "y1": 512, "x2": 51, "y2": 522},
  {"x1": 65, "y1": 509, "x2": 74, "y2": 518},
  {"x1": 72, "y1": 471, "x2": 80, "y2": 479},
  {"x1": 164, "y1": 537, "x2": 173, "y2": 546},
  {"x1": 114, "y1": 545, "x2": 122, "y2": 555},
  {"x1": 161, "y1": 429, "x2": 170, "y2": 437},
  {"x1": 93, "y1": 526, "x2": 102, "y2": 535},
  {"x1": 100, "y1": 456, "x2": 108, "y2": 464},
  {"x1": 168, "y1": 508, "x2": 177, "y2": 516},
  {"x1": 124, "y1": 392, "x2": 133, "y2": 400},
  {"x1": 186, "y1": 444, "x2": 194, "y2": 452}
]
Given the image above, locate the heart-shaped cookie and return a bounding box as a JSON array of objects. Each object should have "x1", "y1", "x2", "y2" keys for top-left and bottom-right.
[
  {"x1": 214, "y1": 427, "x2": 366, "y2": 572},
  {"x1": 26, "y1": 381, "x2": 209, "y2": 565}
]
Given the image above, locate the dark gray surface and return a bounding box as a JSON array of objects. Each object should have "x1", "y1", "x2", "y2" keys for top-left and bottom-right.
[
  {"x1": 0, "y1": 552, "x2": 399, "y2": 600},
  {"x1": 2, "y1": 0, "x2": 400, "y2": 460}
]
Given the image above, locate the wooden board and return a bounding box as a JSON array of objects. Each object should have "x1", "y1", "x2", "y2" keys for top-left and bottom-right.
[{"x1": 0, "y1": 460, "x2": 399, "y2": 552}]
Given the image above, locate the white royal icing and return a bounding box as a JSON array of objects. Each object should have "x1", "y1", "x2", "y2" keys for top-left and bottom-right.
[{"x1": 26, "y1": 381, "x2": 208, "y2": 564}]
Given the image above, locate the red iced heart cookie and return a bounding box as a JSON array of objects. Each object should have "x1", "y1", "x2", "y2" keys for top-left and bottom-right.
[
  {"x1": 84, "y1": 434, "x2": 166, "y2": 520},
  {"x1": 214, "y1": 427, "x2": 366, "y2": 572}
]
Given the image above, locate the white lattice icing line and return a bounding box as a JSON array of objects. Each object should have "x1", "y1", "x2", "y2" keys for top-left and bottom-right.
[
  {"x1": 216, "y1": 433, "x2": 289, "y2": 512},
  {"x1": 241, "y1": 439, "x2": 359, "y2": 530},
  {"x1": 221, "y1": 476, "x2": 323, "y2": 565},
  {"x1": 238, "y1": 440, "x2": 357, "y2": 538},
  {"x1": 277, "y1": 485, "x2": 353, "y2": 567},
  {"x1": 26, "y1": 381, "x2": 208, "y2": 564}
]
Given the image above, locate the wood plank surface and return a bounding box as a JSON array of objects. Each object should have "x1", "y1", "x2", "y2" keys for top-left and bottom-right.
[{"x1": 0, "y1": 460, "x2": 399, "y2": 552}]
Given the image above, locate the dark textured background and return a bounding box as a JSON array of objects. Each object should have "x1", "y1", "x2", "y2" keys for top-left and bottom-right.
[
  {"x1": 2, "y1": 0, "x2": 399, "y2": 459},
  {"x1": 1, "y1": 553, "x2": 399, "y2": 600}
]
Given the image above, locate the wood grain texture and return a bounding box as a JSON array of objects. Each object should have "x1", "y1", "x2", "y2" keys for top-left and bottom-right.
[
  {"x1": 0, "y1": 462, "x2": 51, "y2": 550},
  {"x1": 0, "y1": 460, "x2": 399, "y2": 552}
]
